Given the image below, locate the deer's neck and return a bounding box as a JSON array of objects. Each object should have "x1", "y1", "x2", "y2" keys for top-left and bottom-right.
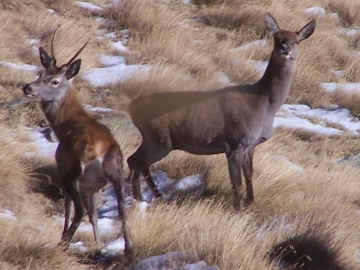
[
  {"x1": 256, "y1": 52, "x2": 296, "y2": 113},
  {"x1": 41, "y1": 88, "x2": 90, "y2": 141}
]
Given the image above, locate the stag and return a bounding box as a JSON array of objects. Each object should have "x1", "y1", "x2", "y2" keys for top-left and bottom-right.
[
  {"x1": 127, "y1": 13, "x2": 316, "y2": 210},
  {"x1": 22, "y1": 28, "x2": 132, "y2": 256}
]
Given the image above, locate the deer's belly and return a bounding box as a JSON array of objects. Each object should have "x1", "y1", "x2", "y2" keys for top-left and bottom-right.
[{"x1": 176, "y1": 140, "x2": 228, "y2": 155}]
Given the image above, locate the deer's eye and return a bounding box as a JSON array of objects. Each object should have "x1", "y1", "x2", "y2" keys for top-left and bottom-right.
[
  {"x1": 51, "y1": 80, "x2": 59, "y2": 86},
  {"x1": 296, "y1": 40, "x2": 301, "y2": 44}
]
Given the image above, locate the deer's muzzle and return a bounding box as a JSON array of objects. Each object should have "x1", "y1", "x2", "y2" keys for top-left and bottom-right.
[
  {"x1": 280, "y1": 44, "x2": 291, "y2": 55},
  {"x1": 23, "y1": 83, "x2": 36, "y2": 97}
]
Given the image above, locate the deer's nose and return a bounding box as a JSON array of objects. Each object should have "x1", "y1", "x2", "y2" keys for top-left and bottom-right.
[
  {"x1": 280, "y1": 44, "x2": 291, "y2": 55},
  {"x1": 22, "y1": 83, "x2": 33, "y2": 96}
]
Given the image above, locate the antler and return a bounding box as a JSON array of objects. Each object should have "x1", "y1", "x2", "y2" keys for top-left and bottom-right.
[
  {"x1": 50, "y1": 25, "x2": 89, "y2": 69},
  {"x1": 63, "y1": 39, "x2": 89, "y2": 68},
  {"x1": 51, "y1": 25, "x2": 61, "y2": 69}
]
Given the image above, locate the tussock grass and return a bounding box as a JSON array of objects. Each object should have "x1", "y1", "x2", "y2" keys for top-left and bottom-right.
[
  {"x1": 2, "y1": 0, "x2": 360, "y2": 269},
  {"x1": 325, "y1": 0, "x2": 360, "y2": 26}
]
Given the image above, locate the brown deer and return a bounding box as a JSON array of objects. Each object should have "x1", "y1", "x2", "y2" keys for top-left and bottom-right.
[
  {"x1": 127, "y1": 13, "x2": 316, "y2": 210},
  {"x1": 22, "y1": 29, "x2": 132, "y2": 256}
]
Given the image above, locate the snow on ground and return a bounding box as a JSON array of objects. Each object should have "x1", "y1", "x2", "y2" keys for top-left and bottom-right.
[
  {"x1": 275, "y1": 104, "x2": 360, "y2": 135},
  {"x1": 321, "y1": 82, "x2": 360, "y2": 94},
  {"x1": 25, "y1": 127, "x2": 58, "y2": 158},
  {"x1": 0, "y1": 61, "x2": 38, "y2": 72},
  {"x1": 340, "y1": 27, "x2": 360, "y2": 37},
  {"x1": 304, "y1": 6, "x2": 326, "y2": 18},
  {"x1": 98, "y1": 54, "x2": 127, "y2": 66},
  {"x1": 74, "y1": 1, "x2": 103, "y2": 12},
  {"x1": 0, "y1": 209, "x2": 17, "y2": 221},
  {"x1": 81, "y1": 63, "x2": 153, "y2": 87},
  {"x1": 4, "y1": 3, "x2": 360, "y2": 267}
]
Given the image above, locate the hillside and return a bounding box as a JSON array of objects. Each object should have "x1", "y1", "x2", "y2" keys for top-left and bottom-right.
[{"x1": 1, "y1": 0, "x2": 360, "y2": 269}]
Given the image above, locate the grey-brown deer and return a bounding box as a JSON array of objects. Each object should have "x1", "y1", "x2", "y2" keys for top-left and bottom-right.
[
  {"x1": 22, "y1": 29, "x2": 132, "y2": 256},
  {"x1": 127, "y1": 13, "x2": 316, "y2": 210}
]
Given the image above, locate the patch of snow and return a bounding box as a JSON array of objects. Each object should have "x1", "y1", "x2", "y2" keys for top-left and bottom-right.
[
  {"x1": 69, "y1": 241, "x2": 89, "y2": 253},
  {"x1": 331, "y1": 70, "x2": 344, "y2": 78},
  {"x1": 120, "y1": 29, "x2": 131, "y2": 45},
  {"x1": 112, "y1": 41, "x2": 129, "y2": 53},
  {"x1": 185, "y1": 261, "x2": 217, "y2": 270},
  {"x1": 102, "y1": 237, "x2": 125, "y2": 255},
  {"x1": 47, "y1": 9, "x2": 57, "y2": 15},
  {"x1": 304, "y1": 7, "x2": 326, "y2": 18},
  {"x1": 77, "y1": 218, "x2": 119, "y2": 236},
  {"x1": 80, "y1": 64, "x2": 153, "y2": 88},
  {"x1": 136, "y1": 201, "x2": 150, "y2": 212},
  {"x1": 355, "y1": 250, "x2": 360, "y2": 262},
  {"x1": 274, "y1": 116, "x2": 343, "y2": 136},
  {"x1": 84, "y1": 104, "x2": 116, "y2": 113},
  {"x1": 329, "y1": 13, "x2": 339, "y2": 20},
  {"x1": 105, "y1": 32, "x2": 117, "y2": 40},
  {"x1": 74, "y1": 1, "x2": 103, "y2": 12},
  {"x1": 25, "y1": 128, "x2": 58, "y2": 158},
  {"x1": 98, "y1": 54, "x2": 126, "y2": 66},
  {"x1": 340, "y1": 27, "x2": 360, "y2": 37},
  {"x1": 216, "y1": 72, "x2": 231, "y2": 85},
  {"x1": 174, "y1": 174, "x2": 203, "y2": 194},
  {"x1": 0, "y1": 61, "x2": 38, "y2": 72},
  {"x1": 26, "y1": 39, "x2": 41, "y2": 46},
  {"x1": 0, "y1": 209, "x2": 17, "y2": 221},
  {"x1": 277, "y1": 104, "x2": 360, "y2": 135},
  {"x1": 105, "y1": 0, "x2": 122, "y2": 9},
  {"x1": 321, "y1": 82, "x2": 360, "y2": 94}
]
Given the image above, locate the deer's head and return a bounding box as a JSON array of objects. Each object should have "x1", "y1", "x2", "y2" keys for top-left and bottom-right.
[
  {"x1": 23, "y1": 28, "x2": 87, "y2": 102},
  {"x1": 265, "y1": 12, "x2": 316, "y2": 61}
]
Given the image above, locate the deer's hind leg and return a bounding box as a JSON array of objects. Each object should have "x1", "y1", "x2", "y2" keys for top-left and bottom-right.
[
  {"x1": 103, "y1": 146, "x2": 133, "y2": 258},
  {"x1": 242, "y1": 148, "x2": 255, "y2": 205},
  {"x1": 226, "y1": 150, "x2": 243, "y2": 211},
  {"x1": 82, "y1": 192, "x2": 101, "y2": 246},
  {"x1": 61, "y1": 179, "x2": 86, "y2": 244},
  {"x1": 63, "y1": 192, "x2": 73, "y2": 234},
  {"x1": 127, "y1": 141, "x2": 168, "y2": 201}
]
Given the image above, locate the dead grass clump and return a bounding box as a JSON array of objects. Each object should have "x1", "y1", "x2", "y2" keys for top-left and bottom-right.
[
  {"x1": 0, "y1": 220, "x2": 83, "y2": 270},
  {"x1": 198, "y1": 6, "x2": 266, "y2": 35},
  {"x1": 324, "y1": 0, "x2": 360, "y2": 26},
  {"x1": 0, "y1": 0, "x2": 20, "y2": 11},
  {"x1": 343, "y1": 56, "x2": 360, "y2": 82},
  {"x1": 330, "y1": 90, "x2": 360, "y2": 118}
]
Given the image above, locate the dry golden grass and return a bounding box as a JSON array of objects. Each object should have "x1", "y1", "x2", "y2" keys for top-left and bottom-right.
[{"x1": 1, "y1": 0, "x2": 360, "y2": 269}]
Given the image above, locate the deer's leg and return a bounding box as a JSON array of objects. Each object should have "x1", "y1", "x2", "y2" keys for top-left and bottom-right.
[
  {"x1": 61, "y1": 180, "x2": 86, "y2": 244},
  {"x1": 141, "y1": 167, "x2": 161, "y2": 199},
  {"x1": 63, "y1": 192, "x2": 73, "y2": 234},
  {"x1": 128, "y1": 141, "x2": 168, "y2": 200},
  {"x1": 139, "y1": 144, "x2": 171, "y2": 199},
  {"x1": 103, "y1": 146, "x2": 133, "y2": 258},
  {"x1": 83, "y1": 192, "x2": 101, "y2": 246},
  {"x1": 127, "y1": 142, "x2": 146, "y2": 201},
  {"x1": 226, "y1": 150, "x2": 243, "y2": 211},
  {"x1": 242, "y1": 148, "x2": 255, "y2": 204}
]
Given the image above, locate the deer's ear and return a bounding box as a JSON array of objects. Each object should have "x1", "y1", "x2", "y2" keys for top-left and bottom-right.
[
  {"x1": 297, "y1": 19, "x2": 316, "y2": 41},
  {"x1": 265, "y1": 12, "x2": 280, "y2": 35},
  {"x1": 65, "y1": 59, "x2": 81, "y2": 80},
  {"x1": 39, "y1": 47, "x2": 52, "y2": 69}
]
